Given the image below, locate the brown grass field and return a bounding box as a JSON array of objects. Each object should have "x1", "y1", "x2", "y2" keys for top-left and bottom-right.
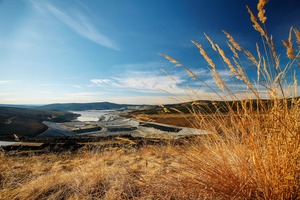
[
  {"x1": 0, "y1": 145, "x2": 190, "y2": 199},
  {"x1": 133, "y1": 113, "x2": 198, "y2": 128},
  {"x1": 1, "y1": 0, "x2": 300, "y2": 199}
]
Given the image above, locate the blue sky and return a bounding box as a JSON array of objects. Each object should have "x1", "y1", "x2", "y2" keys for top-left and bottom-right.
[{"x1": 0, "y1": 0, "x2": 300, "y2": 105}]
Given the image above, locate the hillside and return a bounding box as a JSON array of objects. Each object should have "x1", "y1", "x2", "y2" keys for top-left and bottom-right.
[
  {"x1": 0, "y1": 104, "x2": 39, "y2": 109},
  {"x1": 128, "y1": 98, "x2": 299, "y2": 115},
  {"x1": 0, "y1": 107, "x2": 78, "y2": 139},
  {"x1": 38, "y1": 102, "x2": 138, "y2": 111}
]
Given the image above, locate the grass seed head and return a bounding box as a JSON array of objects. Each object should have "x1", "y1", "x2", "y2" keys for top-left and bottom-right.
[
  {"x1": 204, "y1": 33, "x2": 217, "y2": 51},
  {"x1": 247, "y1": 6, "x2": 266, "y2": 37},
  {"x1": 160, "y1": 54, "x2": 183, "y2": 67},
  {"x1": 192, "y1": 40, "x2": 216, "y2": 69},
  {"x1": 293, "y1": 28, "x2": 300, "y2": 44},
  {"x1": 222, "y1": 30, "x2": 242, "y2": 51},
  {"x1": 282, "y1": 27, "x2": 296, "y2": 59},
  {"x1": 215, "y1": 44, "x2": 238, "y2": 75},
  {"x1": 257, "y1": 0, "x2": 268, "y2": 23}
]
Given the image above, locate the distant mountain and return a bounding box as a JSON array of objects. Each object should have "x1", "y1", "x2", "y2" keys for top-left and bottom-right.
[
  {"x1": 0, "y1": 104, "x2": 39, "y2": 109},
  {"x1": 38, "y1": 102, "x2": 137, "y2": 111}
]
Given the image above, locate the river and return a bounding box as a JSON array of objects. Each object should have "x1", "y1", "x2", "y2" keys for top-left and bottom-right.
[
  {"x1": 0, "y1": 141, "x2": 19, "y2": 146},
  {"x1": 71, "y1": 110, "x2": 114, "y2": 122}
]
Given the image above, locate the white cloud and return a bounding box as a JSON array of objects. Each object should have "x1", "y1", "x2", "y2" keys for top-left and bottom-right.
[
  {"x1": 88, "y1": 68, "x2": 241, "y2": 102},
  {"x1": 0, "y1": 80, "x2": 10, "y2": 84},
  {"x1": 193, "y1": 68, "x2": 209, "y2": 77},
  {"x1": 90, "y1": 79, "x2": 121, "y2": 88},
  {"x1": 90, "y1": 79, "x2": 113, "y2": 85},
  {"x1": 90, "y1": 71, "x2": 186, "y2": 95},
  {"x1": 119, "y1": 76, "x2": 183, "y2": 94},
  {"x1": 0, "y1": 80, "x2": 16, "y2": 85},
  {"x1": 73, "y1": 85, "x2": 83, "y2": 89},
  {"x1": 27, "y1": 0, "x2": 119, "y2": 50}
]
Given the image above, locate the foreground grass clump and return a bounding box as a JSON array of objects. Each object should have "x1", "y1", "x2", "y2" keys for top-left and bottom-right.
[{"x1": 159, "y1": 0, "x2": 300, "y2": 199}]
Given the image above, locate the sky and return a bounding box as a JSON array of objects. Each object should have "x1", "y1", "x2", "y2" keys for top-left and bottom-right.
[{"x1": 0, "y1": 0, "x2": 300, "y2": 105}]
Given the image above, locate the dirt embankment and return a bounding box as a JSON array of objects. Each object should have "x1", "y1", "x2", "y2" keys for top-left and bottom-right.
[{"x1": 129, "y1": 114, "x2": 203, "y2": 128}]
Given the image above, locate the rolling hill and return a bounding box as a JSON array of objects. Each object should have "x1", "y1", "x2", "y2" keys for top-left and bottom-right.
[
  {"x1": 0, "y1": 106, "x2": 79, "y2": 139},
  {"x1": 38, "y1": 102, "x2": 138, "y2": 111}
]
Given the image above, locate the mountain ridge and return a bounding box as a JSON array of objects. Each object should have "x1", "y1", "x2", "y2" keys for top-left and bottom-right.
[
  {"x1": 38, "y1": 102, "x2": 143, "y2": 111},
  {"x1": 0, "y1": 102, "x2": 149, "y2": 111}
]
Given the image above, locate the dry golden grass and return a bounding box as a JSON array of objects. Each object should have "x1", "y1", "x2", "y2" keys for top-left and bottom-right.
[
  {"x1": 133, "y1": 113, "x2": 197, "y2": 128},
  {"x1": 0, "y1": 145, "x2": 186, "y2": 200},
  {"x1": 1, "y1": 0, "x2": 300, "y2": 199},
  {"x1": 159, "y1": 0, "x2": 300, "y2": 198}
]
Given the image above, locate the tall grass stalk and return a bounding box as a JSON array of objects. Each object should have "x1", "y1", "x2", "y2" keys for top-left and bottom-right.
[{"x1": 160, "y1": 0, "x2": 300, "y2": 199}]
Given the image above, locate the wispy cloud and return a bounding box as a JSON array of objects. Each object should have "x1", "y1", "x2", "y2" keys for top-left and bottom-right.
[
  {"x1": 90, "y1": 79, "x2": 111, "y2": 85},
  {"x1": 27, "y1": 0, "x2": 120, "y2": 50},
  {"x1": 89, "y1": 70, "x2": 250, "y2": 103},
  {"x1": 72, "y1": 85, "x2": 83, "y2": 89},
  {"x1": 89, "y1": 67, "x2": 237, "y2": 100},
  {"x1": 90, "y1": 71, "x2": 186, "y2": 95},
  {"x1": 0, "y1": 80, "x2": 16, "y2": 85}
]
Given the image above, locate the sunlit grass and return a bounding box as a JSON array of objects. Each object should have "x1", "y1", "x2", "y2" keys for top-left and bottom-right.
[{"x1": 158, "y1": 0, "x2": 300, "y2": 198}]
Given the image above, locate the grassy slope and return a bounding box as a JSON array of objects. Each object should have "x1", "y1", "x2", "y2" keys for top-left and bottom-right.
[
  {"x1": 0, "y1": 107, "x2": 78, "y2": 138},
  {"x1": 0, "y1": 144, "x2": 205, "y2": 200},
  {"x1": 129, "y1": 98, "x2": 299, "y2": 115}
]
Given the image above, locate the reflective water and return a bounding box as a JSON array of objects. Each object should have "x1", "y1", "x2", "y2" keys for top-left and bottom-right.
[
  {"x1": 72, "y1": 110, "x2": 113, "y2": 122},
  {"x1": 0, "y1": 141, "x2": 19, "y2": 146}
]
